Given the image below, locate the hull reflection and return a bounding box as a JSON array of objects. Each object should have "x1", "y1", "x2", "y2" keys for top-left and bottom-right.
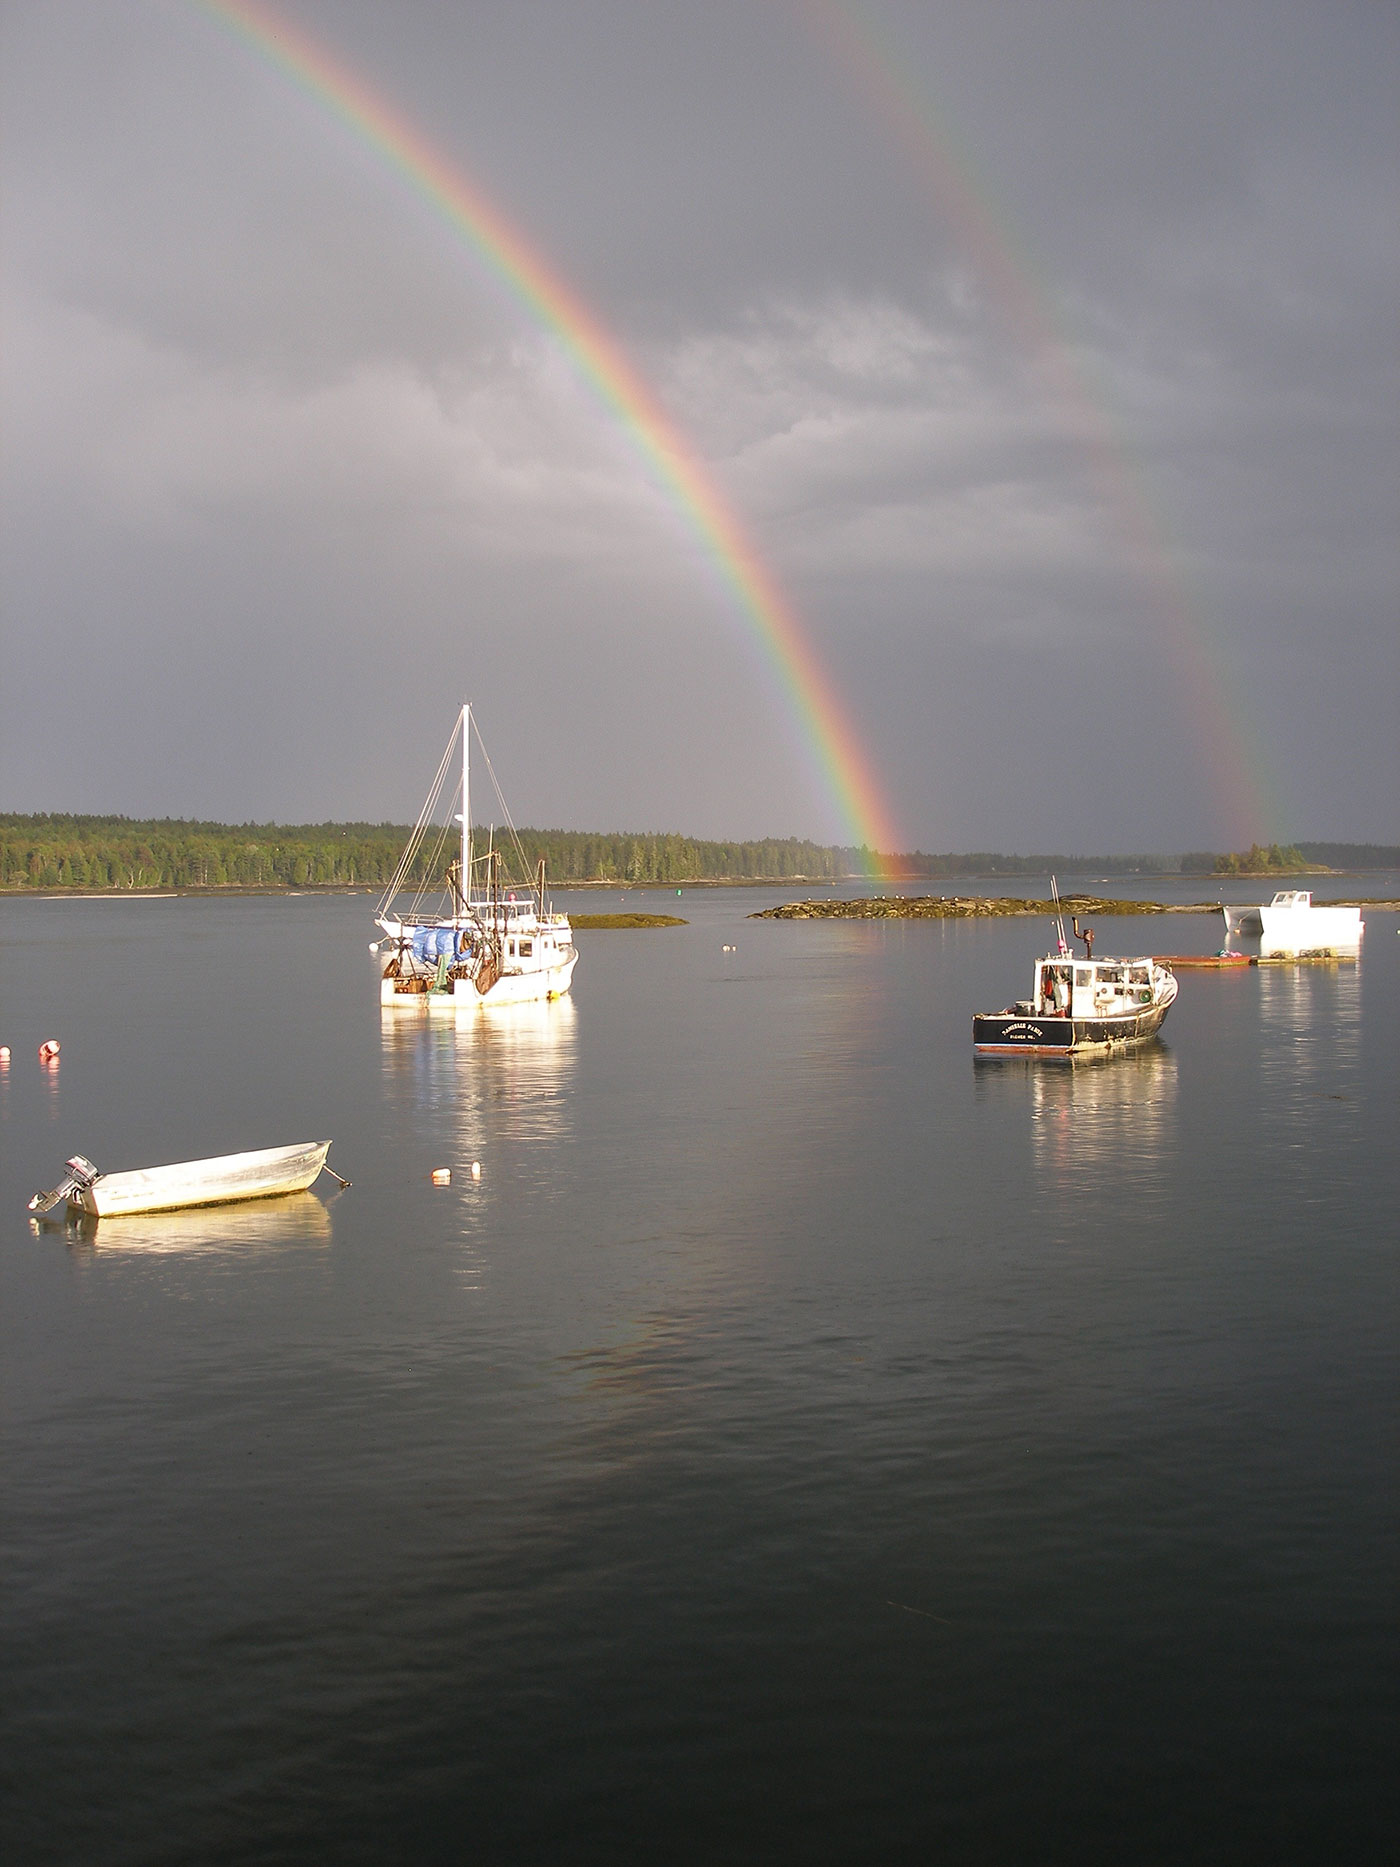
[
  {"x1": 1257, "y1": 960, "x2": 1360, "y2": 1102},
  {"x1": 1028, "y1": 1045, "x2": 1180, "y2": 1186},
  {"x1": 380, "y1": 995, "x2": 578, "y2": 1151},
  {"x1": 50, "y1": 1190, "x2": 333, "y2": 1253}
]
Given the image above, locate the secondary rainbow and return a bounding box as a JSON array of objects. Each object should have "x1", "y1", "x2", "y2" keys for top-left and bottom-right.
[
  {"x1": 196, "y1": 0, "x2": 902, "y2": 870},
  {"x1": 808, "y1": 0, "x2": 1277, "y2": 843}
]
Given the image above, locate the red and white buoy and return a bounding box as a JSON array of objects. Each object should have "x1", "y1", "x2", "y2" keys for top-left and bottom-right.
[{"x1": 38, "y1": 1040, "x2": 60, "y2": 1063}]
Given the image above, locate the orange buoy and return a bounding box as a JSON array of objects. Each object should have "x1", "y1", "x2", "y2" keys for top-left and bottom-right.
[{"x1": 38, "y1": 1040, "x2": 60, "y2": 1063}]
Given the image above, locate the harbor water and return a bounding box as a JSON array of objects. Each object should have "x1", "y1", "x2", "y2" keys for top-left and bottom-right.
[{"x1": 2, "y1": 882, "x2": 1396, "y2": 1863}]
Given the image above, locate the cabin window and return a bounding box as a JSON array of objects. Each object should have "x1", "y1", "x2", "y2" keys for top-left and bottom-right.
[
  {"x1": 1075, "y1": 968, "x2": 1091, "y2": 988},
  {"x1": 507, "y1": 940, "x2": 516, "y2": 958},
  {"x1": 1129, "y1": 965, "x2": 1150, "y2": 985},
  {"x1": 519, "y1": 940, "x2": 533, "y2": 957}
]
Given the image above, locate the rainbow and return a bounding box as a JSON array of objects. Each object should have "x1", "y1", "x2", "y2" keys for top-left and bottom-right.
[
  {"x1": 196, "y1": 0, "x2": 902, "y2": 872},
  {"x1": 808, "y1": 0, "x2": 1277, "y2": 843}
]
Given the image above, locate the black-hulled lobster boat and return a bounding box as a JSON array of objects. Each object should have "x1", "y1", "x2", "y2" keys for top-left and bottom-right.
[
  {"x1": 972, "y1": 952, "x2": 1178, "y2": 1056},
  {"x1": 973, "y1": 887, "x2": 1178, "y2": 1057}
]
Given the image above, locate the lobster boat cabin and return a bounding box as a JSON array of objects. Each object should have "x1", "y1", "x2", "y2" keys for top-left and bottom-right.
[{"x1": 973, "y1": 952, "x2": 1178, "y2": 1058}]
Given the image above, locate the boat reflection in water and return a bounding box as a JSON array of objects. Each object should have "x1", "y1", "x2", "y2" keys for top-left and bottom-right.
[
  {"x1": 1256, "y1": 956, "x2": 1360, "y2": 1108},
  {"x1": 1028, "y1": 1045, "x2": 1180, "y2": 1199},
  {"x1": 42, "y1": 1190, "x2": 333, "y2": 1253},
  {"x1": 380, "y1": 994, "x2": 578, "y2": 1154}
]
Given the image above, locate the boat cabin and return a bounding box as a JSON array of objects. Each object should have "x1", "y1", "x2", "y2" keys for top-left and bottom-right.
[
  {"x1": 1035, "y1": 957, "x2": 1158, "y2": 1020},
  {"x1": 502, "y1": 925, "x2": 567, "y2": 966}
]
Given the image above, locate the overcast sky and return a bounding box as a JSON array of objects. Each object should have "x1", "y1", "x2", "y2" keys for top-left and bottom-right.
[{"x1": 2, "y1": 0, "x2": 1396, "y2": 852}]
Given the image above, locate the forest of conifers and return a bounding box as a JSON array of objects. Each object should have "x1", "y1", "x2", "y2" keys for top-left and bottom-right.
[
  {"x1": 0, "y1": 817, "x2": 883, "y2": 888},
  {"x1": 0, "y1": 816, "x2": 1392, "y2": 890}
]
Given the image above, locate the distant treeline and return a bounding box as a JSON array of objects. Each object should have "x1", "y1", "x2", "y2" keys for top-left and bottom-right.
[
  {"x1": 0, "y1": 816, "x2": 410, "y2": 890},
  {"x1": 1, "y1": 815, "x2": 1395, "y2": 890},
  {"x1": 1204, "y1": 843, "x2": 1310, "y2": 876},
  {"x1": 0, "y1": 816, "x2": 874, "y2": 889},
  {"x1": 1181, "y1": 842, "x2": 1400, "y2": 875},
  {"x1": 1293, "y1": 842, "x2": 1400, "y2": 871}
]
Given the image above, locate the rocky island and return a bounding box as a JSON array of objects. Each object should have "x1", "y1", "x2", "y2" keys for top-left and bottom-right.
[
  {"x1": 751, "y1": 894, "x2": 1217, "y2": 921},
  {"x1": 570, "y1": 913, "x2": 688, "y2": 929}
]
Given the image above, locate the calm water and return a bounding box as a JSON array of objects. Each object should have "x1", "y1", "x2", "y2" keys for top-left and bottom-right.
[{"x1": 2, "y1": 882, "x2": 1397, "y2": 1864}]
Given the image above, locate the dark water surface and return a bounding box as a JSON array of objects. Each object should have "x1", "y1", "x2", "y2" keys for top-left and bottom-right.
[{"x1": 2, "y1": 883, "x2": 1397, "y2": 1864}]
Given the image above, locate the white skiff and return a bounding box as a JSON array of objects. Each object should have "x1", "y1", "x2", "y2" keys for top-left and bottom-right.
[{"x1": 28, "y1": 1140, "x2": 336, "y2": 1220}]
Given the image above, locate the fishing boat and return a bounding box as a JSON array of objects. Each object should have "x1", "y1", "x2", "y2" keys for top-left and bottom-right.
[
  {"x1": 374, "y1": 703, "x2": 576, "y2": 1009},
  {"x1": 1221, "y1": 890, "x2": 1364, "y2": 958},
  {"x1": 28, "y1": 1140, "x2": 336, "y2": 1220},
  {"x1": 1258, "y1": 891, "x2": 1362, "y2": 959},
  {"x1": 973, "y1": 884, "x2": 1178, "y2": 1057}
]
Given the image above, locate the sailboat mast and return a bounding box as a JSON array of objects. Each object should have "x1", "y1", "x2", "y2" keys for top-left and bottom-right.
[{"x1": 461, "y1": 701, "x2": 471, "y2": 908}]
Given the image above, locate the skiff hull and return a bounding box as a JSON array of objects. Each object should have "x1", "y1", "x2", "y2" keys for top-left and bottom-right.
[{"x1": 67, "y1": 1141, "x2": 332, "y2": 1218}]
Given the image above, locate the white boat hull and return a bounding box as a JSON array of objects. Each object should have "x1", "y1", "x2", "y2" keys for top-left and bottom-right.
[
  {"x1": 1259, "y1": 903, "x2": 1362, "y2": 958},
  {"x1": 1221, "y1": 890, "x2": 1363, "y2": 959},
  {"x1": 1222, "y1": 904, "x2": 1264, "y2": 941},
  {"x1": 68, "y1": 1141, "x2": 332, "y2": 1218},
  {"x1": 380, "y1": 945, "x2": 577, "y2": 1009}
]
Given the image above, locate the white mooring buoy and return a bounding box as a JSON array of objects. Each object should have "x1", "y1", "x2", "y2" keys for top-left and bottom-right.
[{"x1": 431, "y1": 1167, "x2": 451, "y2": 1186}]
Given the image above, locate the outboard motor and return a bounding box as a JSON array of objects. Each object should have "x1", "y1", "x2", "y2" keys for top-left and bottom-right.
[{"x1": 29, "y1": 1154, "x2": 99, "y2": 1217}]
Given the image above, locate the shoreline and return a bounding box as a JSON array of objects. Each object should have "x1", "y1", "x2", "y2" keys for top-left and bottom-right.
[{"x1": 3, "y1": 877, "x2": 1396, "y2": 904}]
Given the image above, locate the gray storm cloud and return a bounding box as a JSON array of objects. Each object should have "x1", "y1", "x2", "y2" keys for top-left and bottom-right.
[{"x1": 2, "y1": 0, "x2": 1395, "y2": 849}]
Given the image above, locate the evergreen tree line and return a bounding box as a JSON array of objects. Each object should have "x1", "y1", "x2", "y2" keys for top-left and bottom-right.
[
  {"x1": 1203, "y1": 843, "x2": 1309, "y2": 876},
  {"x1": 1, "y1": 816, "x2": 1393, "y2": 891},
  {"x1": 0, "y1": 816, "x2": 865, "y2": 889}
]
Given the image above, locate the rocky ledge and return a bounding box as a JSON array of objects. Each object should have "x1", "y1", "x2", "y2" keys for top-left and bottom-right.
[
  {"x1": 750, "y1": 895, "x2": 1217, "y2": 921},
  {"x1": 571, "y1": 913, "x2": 688, "y2": 929}
]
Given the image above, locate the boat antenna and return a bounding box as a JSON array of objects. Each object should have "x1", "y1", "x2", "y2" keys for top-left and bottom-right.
[{"x1": 1050, "y1": 874, "x2": 1069, "y2": 956}]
